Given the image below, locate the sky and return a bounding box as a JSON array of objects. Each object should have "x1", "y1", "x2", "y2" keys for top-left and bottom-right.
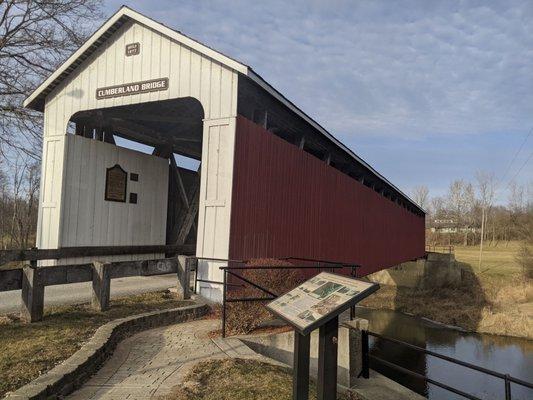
[{"x1": 105, "y1": 0, "x2": 533, "y2": 203}]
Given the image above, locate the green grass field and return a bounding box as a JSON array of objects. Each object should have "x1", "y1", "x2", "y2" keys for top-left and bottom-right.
[{"x1": 453, "y1": 241, "x2": 525, "y2": 276}]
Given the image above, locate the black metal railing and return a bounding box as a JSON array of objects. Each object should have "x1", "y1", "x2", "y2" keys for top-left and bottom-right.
[
  {"x1": 192, "y1": 256, "x2": 359, "y2": 297},
  {"x1": 190, "y1": 256, "x2": 358, "y2": 338},
  {"x1": 362, "y1": 331, "x2": 533, "y2": 400},
  {"x1": 220, "y1": 263, "x2": 349, "y2": 338},
  {"x1": 192, "y1": 256, "x2": 247, "y2": 293}
]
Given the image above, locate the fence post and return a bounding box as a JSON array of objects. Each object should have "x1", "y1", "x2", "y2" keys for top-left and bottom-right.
[
  {"x1": 187, "y1": 256, "x2": 197, "y2": 296},
  {"x1": 91, "y1": 262, "x2": 111, "y2": 311},
  {"x1": 176, "y1": 255, "x2": 192, "y2": 300},
  {"x1": 21, "y1": 260, "x2": 44, "y2": 323},
  {"x1": 192, "y1": 257, "x2": 199, "y2": 294}
]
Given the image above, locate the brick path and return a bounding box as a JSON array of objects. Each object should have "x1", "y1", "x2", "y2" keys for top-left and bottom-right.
[{"x1": 67, "y1": 319, "x2": 257, "y2": 400}]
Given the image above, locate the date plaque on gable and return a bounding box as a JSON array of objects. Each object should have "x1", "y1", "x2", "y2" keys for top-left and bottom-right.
[
  {"x1": 126, "y1": 42, "x2": 140, "y2": 56},
  {"x1": 105, "y1": 164, "x2": 127, "y2": 202}
]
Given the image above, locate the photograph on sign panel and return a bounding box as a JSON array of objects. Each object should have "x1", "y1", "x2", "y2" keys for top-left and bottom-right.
[
  {"x1": 311, "y1": 294, "x2": 342, "y2": 316},
  {"x1": 310, "y1": 282, "x2": 343, "y2": 299}
]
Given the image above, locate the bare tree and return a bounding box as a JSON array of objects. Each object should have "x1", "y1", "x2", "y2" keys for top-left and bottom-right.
[
  {"x1": 429, "y1": 196, "x2": 444, "y2": 218},
  {"x1": 475, "y1": 171, "x2": 496, "y2": 270},
  {"x1": 412, "y1": 185, "x2": 429, "y2": 210},
  {"x1": 446, "y1": 180, "x2": 475, "y2": 245},
  {"x1": 0, "y1": 0, "x2": 103, "y2": 160},
  {"x1": 508, "y1": 181, "x2": 525, "y2": 213},
  {"x1": 0, "y1": 159, "x2": 8, "y2": 248},
  {"x1": 0, "y1": 154, "x2": 39, "y2": 249}
]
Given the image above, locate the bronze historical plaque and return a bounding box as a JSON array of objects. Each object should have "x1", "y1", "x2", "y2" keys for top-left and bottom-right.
[
  {"x1": 105, "y1": 164, "x2": 127, "y2": 202},
  {"x1": 96, "y1": 78, "x2": 169, "y2": 100}
]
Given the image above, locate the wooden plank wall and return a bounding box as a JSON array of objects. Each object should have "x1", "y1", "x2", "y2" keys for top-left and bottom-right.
[
  {"x1": 57, "y1": 135, "x2": 169, "y2": 265},
  {"x1": 229, "y1": 116, "x2": 426, "y2": 276}
]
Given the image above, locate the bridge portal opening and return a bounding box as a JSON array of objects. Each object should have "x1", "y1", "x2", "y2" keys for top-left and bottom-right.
[{"x1": 67, "y1": 97, "x2": 204, "y2": 251}]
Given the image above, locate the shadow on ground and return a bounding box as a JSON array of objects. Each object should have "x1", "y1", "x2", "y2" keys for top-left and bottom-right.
[{"x1": 358, "y1": 259, "x2": 490, "y2": 398}]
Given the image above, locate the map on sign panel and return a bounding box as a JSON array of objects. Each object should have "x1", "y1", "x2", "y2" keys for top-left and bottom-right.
[{"x1": 266, "y1": 272, "x2": 379, "y2": 335}]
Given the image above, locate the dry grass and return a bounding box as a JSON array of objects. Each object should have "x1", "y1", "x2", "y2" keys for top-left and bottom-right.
[
  {"x1": 0, "y1": 291, "x2": 193, "y2": 398},
  {"x1": 222, "y1": 259, "x2": 304, "y2": 335},
  {"x1": 159, "y1": 358, "x2": 356, "y2": 400},
  {"x1": 362, "y1": 241, "x2": 533, "y2": 338},
  {"x1": 361, "y1": 271, "x2": 533, "y2": 339}
]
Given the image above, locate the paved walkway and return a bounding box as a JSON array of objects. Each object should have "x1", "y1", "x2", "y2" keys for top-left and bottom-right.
[
  {"x1": 65, "y1": 317, "x2": 422, "y2": 400},
  {"x1": 67, "y1": 319, "x2": 260, "y2": 400}
]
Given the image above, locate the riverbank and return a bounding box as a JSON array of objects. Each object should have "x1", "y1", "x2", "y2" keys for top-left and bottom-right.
[
  {"x1": 354, "y1": 306, "x2": 533, "y2": 400},
  {"x1": 361, "y1": 266, "x2": 532, "y2": 339}
]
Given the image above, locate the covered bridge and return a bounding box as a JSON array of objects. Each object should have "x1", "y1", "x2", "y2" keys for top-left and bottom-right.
[{"x1": 24, "y1": 6, "x2": 425, "y2": 301}]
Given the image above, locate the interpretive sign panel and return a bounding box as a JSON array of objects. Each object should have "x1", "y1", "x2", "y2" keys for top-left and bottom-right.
[{"x1": 266, "y1": 272, "x2": 379, "y2": 335}]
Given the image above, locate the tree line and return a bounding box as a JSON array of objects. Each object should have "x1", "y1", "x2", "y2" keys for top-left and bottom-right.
[
  {"x1": 0, "y1": 1, "x2": 102, "y2": 249},
  {"x1": 412, "y1": 174, "x2": 531, "y2": 246},
  {"x1": 412, "y1": 174, "x2": 532, "y2": 277},
  {"x1": 0, "y1": 156, "x2": 39, "y2": 250}
]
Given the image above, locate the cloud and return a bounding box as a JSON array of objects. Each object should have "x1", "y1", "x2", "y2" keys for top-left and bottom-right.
[
  {"x1": 107, "y1": 0, "x2": 533, "y2": 140},
  {"x1": 104, "y1": 0, "x2": 533, "y2": 198}
]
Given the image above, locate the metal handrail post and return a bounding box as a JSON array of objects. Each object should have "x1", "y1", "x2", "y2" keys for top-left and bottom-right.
[
  {"x1": 222, "y1": 269, "x2": 227, "y2": 338},
  {"x1": 193, "y1": 258, "x2": 198, "y2": 294},
  {"x1": 505, "y1": 374, "x2": 511, "y2": 400}
]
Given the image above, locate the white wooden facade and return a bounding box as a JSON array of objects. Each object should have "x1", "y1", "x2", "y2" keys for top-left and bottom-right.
[
  {"x1": 57, "y1": 135, "x2": 169, "y2": 265},
  {"x1": 28, "y1": 9, "x2": 240, "y2": 299}
]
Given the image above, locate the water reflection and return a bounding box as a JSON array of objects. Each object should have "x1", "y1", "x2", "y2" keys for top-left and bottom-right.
[{"x1": 354, "y1": 307, "x2": 533, "y2": 400}]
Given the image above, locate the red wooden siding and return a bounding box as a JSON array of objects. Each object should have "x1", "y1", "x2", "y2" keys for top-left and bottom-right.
[{"x1": 229, "y1": 116, "x2": 425, "y2": 276}]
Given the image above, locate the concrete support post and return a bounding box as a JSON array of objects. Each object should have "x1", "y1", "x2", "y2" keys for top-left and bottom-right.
[
  {"x1": 339, "y1": 317, "x2": 369, "y2": 386},
  {"x1": 176, "y1": 255, "x2": 192, "y2": 300},
  {"x1": 21, "y1": 260, "x2": 45, "y2": 323},
  {"x1": 91, "y1": 262, "x2": 111, "y2": 311}
]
